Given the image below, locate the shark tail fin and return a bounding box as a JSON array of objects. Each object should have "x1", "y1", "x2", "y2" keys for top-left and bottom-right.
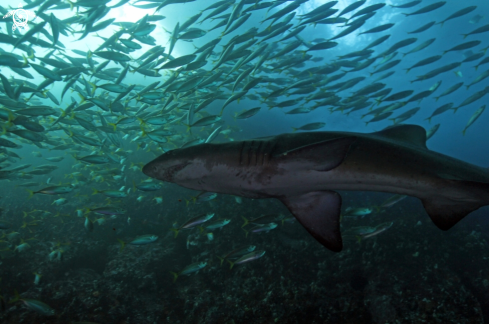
[{"x1": 422, "y1": 180, "x2": 489, "y2": 231}]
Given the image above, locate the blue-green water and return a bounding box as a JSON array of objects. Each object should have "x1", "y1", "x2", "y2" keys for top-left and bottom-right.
[{"x1": 0, "y1": 0, "x2": 488, "y2": 323}]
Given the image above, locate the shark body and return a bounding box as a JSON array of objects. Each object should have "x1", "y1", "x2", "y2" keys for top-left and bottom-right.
[{"x1": 143, "y1": 125, "x2": 489, "y2": 252}]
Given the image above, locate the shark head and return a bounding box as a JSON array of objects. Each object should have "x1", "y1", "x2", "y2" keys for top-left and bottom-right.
[{"x1": 142, "y1": 148, "x2": 195, "y2": 183}]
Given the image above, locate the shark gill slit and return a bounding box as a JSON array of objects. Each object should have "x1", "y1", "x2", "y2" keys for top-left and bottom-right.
[
  {"x1": 246, "y1": 140, "x2": 255, "y2": 167},
  {"x1": 239, "y1": 141, "x2": 246, "y2": 165}
]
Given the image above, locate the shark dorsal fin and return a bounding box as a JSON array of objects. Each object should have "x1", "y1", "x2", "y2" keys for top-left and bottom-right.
[{"x1": 373, "y1": 125, "x2": 428, "y2": 149}]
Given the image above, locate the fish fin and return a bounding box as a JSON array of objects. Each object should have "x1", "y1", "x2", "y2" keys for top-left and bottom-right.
[
  {"x1": 280, "y1": 191, "x2": 342, "y2": 252},
  {"x1": 241, "y1": 216, "x2": 249, "y2": 227},
  {"x1": 217, "y1": 256, "x2": 225, "y2": 266},
  {"x1": 170, "y1": 228, "x2": 179, "y2": 238},
  {"x1": 169, "y1": 271, "x2": 178, "y2": 282},
  {"x1": 274, "y1": 137, "x2": 356, "y2": 172},
  {"x1": 9, "y1": 289, "x2": 20, "y2": 304},
  {"x1": 117, "y1": 239, "x2": 125, "y2": 252},
  {"x1": 372, "y1": 124, "x2": 427, "y2": 149},
  {"x1": 26, "y1": 190, "x2": 34, "y2": 199},
  {"x1": 421, "y1": 180, "x2": 489, "y2": 230}
]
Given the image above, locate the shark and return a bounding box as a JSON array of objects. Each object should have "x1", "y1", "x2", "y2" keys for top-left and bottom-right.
[{"x1": 142, "y1": 125, "x2": 489, "y2": 252}]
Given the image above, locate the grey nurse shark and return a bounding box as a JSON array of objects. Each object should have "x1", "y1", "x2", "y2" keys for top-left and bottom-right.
[{"x1": 143, "y1": 125, "x2": 489, "y2": 252}]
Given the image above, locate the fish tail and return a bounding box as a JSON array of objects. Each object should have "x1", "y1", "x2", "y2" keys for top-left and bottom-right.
[
  {"x1": 242, "y1": 228, "x2": 249, "y2": 238},
  {"x1": 462, "y1": 129, "x2": 467, "y2": 136},
  {"x1": 170, "y1": 271, "x2": 179, "y2": 282},
  {"x1": 67, "y1": 0, "x2": 75, "y2": 10},
  {"x1": 241, "y1": 216, "x2": 249, "y2": 227},
  {"x1": 9, "y1": 289, "x2": 20, "y2": 304},
  {"x1": 91, "y1": 188, "x2": 99, "y2": 195},
  {"x1": 227, "y1": 260, "x2": 235, "y2": 270},
  {"x1": 117, "y1": 239, "x2": 126, "y2": 252},
  {"x1": 217, "y1": 256, "x2": 225, "y2": 266},
  {"x1": 462, "y1": 34, "x2": 468, "y2": 39},
  {"x1": 26, "y1": 190, "x2": 35, "y2": 199},
  {"x1": 108, "y1": 123, "x2": 117, "y2": 131},
  {"x1": 170, "y1": 228, "x2": 179, "y2": 238},
  {"x1": 355, "y1": 235, "x2": 362, "y2": 243},
  {"x1": 87, "y1": 81, "x2": 97, "y2": 95}
]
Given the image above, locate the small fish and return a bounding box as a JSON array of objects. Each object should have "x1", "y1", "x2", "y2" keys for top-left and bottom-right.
[
  {"x1": 153, "y1": 197, "x2": 163, "y2": 204},
  {"x1": 84, "y1": 216, "x2": 94, "y2": 232},
  {"x1": 205, "y1": 219, "x2": 231, "y2": 230},
  {"x1": 342, "y1": 207, "x2": 373, "y2": 218},
  {"x1": 171, "y1": 213, "x2": 215, "y2": 237},
  {"x1": 92, "y1": 189, "x2": 128, "y2": 198},
  {"x1": 469, "y1": 14, "x2": 484, "y2": 24},
  {"x1": 0, "y1": 220, "x2": 12, "y2": 230},
  {"x1": 462, "y1": 105, "x2": 485, "y2": 135},
  {"x1": 26, "y1": 185, "x2": 74, "y2": 198},
  {"x1": 52, "y1": 198, "x2": 67, "y2": 206},
  {"x1": 170, "y1": 261, "x2": 207, "y2": 282},
  {"x1": 249, "y1": 222, "x2": 278, "y2": 234},
  {"x1": 134, "y1": 182, "x2": 162, "y2": 191},
  {"x1": 217, "y1": 245, "x2": 256, "y2": 265},
  {"x1": 12, "y1": 293, "x2": 55, "y2": 316},
  {"x1": 377, "y1": 195, "x2": 407, "y2": 209},
  {"x1": 117, "y1": 234, "x2": 158, "y2": 251},
  {"x1": 292, "y1": 122, "x2": 326, "y2": 132},
  {"x1": 227, "y1": 250, "x2": 266, "y2": 269},
  {"x1": 88, "y1": 206, "x2": 127, "y2": 216},
  {"x1": 33, "y1": 272, "x2": 42, "y2": 285}
]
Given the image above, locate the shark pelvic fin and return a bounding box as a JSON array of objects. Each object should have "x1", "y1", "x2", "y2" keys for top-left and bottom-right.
[
  {"x1": 275, "y1": 137, "x2": 356, "y2": 172},
  {"x1": 281, "y1": 191, "x2": 343, "y2": 252},
  {"x1": 422, "y1": 180, "x2": 489, "y2": 230},
  {"x1": 374, "y1": 124, "x2": 428, "y2": 149}
]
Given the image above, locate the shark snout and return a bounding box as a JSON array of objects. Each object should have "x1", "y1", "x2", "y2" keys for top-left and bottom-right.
[{"x1": 142, "y1": 161, "x2": 158, "y2": 179}]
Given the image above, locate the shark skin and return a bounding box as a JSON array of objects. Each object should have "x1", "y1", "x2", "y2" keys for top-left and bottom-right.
[{"x1": 142, "y1": 125, "x2": 489, "y2": 252}]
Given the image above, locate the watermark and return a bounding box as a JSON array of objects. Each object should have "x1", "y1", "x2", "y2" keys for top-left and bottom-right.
[{"x1": 3, "y1": 3, "x2": 37, "y2": 32}]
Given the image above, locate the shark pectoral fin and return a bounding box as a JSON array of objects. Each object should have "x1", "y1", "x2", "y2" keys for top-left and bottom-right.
[
  {"x1": 276, "y1": 137, "x2": 356, "y2": 172},
  {"x1": 281, "y1": 191, "x2": 343, "y2": 252}
]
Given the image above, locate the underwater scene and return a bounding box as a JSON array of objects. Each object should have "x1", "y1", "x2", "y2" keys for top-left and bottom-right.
[{"x1": 0, "y1": 0, "x2": 489, "y2": 323}]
